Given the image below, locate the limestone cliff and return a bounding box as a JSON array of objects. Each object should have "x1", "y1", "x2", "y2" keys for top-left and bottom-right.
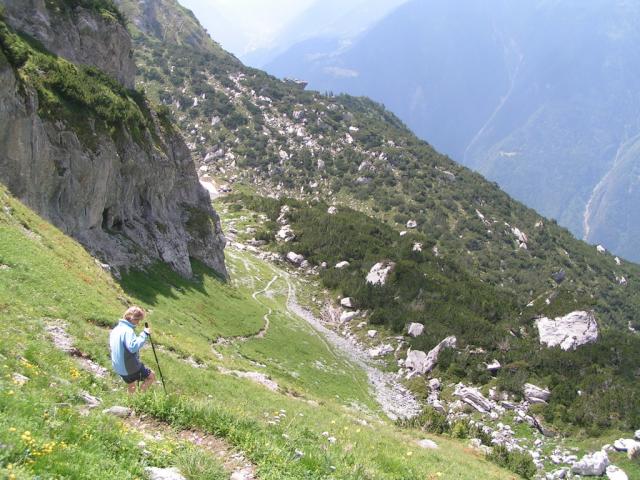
[{"x1": 0, "y1": 1, "x2": 227, "y2": 278}]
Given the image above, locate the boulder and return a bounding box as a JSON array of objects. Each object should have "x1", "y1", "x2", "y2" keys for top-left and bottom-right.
[
  {"x1": 340, "y1": 297, "x2": 355, "y2": 309},
  {"x1": 412, "y1": 242, "x2": 423, "y2": 252},
  {"x1": 367, "y1": 330, "x2": 377, "y2": 338},
  {"x1": 571, "y1": 451, "x2": 609, "y2": 476},
  {"x1": 367, "y1": 344, "x2": 394, "y2": 358},
  {"x1": 327, "y1": 206, "x2": 337, "y2": 215},
  {"x1": 103, "y1": 406, "x2": 132, "y2": 418},
  {"x1": 429, "y1": 378, "x2": 441, "y2": 391},
  {"x1": 546, "y1": 468, "x2": 569, "y2": 479},
  {"x1": 405, "y1": 336, "x2": 456, "y2": 375},
  {"x1": 635, "y1": 429, "x2": 640, "y2": 440},
  {"x1": 453, "y1": 384, "x2": 494, "y2": 414},
  {"x1": 485, "y1": 360, "x2": 501, "y2": 372},
  {"x1": 366, "y1": 262, "x2": 395, "y2": 285},
  {"x1": 536, "y1": 311, "x2": 598, "y2": 350},
  {"x1": 417, "y1": 439, "x2": 438, "y2": 449},
  {"x1": 628, "y1": 443, "x2": 640, "y2": 460},
  {"x1": 12, "y1": 373, "x2": 29, "y2": 385},
  {"x1": 407, "y1": 322, "x2": 424, "y2": 337},
  {"x1": 524, "y1": 383, "x2": 551, "y2": 404},
  {"x1": 335, "y1": 261, "x2": 350, "y2": 269},
  {"x1": 597, "y1": 245, "x2": 606, "y2": 254},
  {"x1": 286, "y1": 252, "x2": 304, "y2": 265},
  {"x1": 145, "y1": 467, "x2": 187, "y2": 480},
  {"x1": 340, "y1": 311, "x2": 359, "y2": 322},
  {"x1": 276, "y1": 225, "x2": 295, "y2": 242},
  {"x1": 406, "y1": 220, "x2": 418, "y2": 229},
  {"x1": 613, "y1": 438, "x2": 639, "y2": 452},
  {"x1": 606, "y1": 465, "x2": 628, "y2": 480}
]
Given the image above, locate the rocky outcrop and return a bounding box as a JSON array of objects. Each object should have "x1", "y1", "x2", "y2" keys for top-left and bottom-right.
[
  {"x1": 366, "y1": 261, "x2": 395, "y2": 285},
  {"x1": 405, "y1": 336, "x2": 456, "y2": 375},
  {"x1": 536, "y1": 311, "x2": 598, "y2": 350},
  {"x1": 0, "y1": 0, "x2": 135, "y2": 88},
  {"x1": 407, "y1": 322, "x2": 424, "y2": 337},
  {"x1": 524, "y1": 383, "x2": 551, "y2": 404},
  {"x1": 0, "y1": 4, "x2": 227, "y2": 279},
  {"x1": 571, "y1": 451, "x2": 609, "y2": 476},
  {"x1": 453, "y1": 384, "x2": 494, "y2": 413}
]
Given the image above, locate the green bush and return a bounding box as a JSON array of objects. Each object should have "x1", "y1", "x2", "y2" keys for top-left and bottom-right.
[{"x1": 488, "y1": 445, "x2": 536, "y2": 479}]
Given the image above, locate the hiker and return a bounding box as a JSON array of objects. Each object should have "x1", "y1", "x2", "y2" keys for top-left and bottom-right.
[{"x1": 109, "y1": 306, "x2": 156, "y2": 393}]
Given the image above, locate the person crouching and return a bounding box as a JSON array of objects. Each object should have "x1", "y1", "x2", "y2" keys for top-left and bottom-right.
[{"x1": 109, "y1": 306, "x2": 156, "y2": 393}]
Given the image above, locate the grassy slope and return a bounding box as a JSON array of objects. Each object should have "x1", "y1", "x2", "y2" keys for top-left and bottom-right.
[{"x1": 0, "y1": 185, "x2": 514, "y2": 479}]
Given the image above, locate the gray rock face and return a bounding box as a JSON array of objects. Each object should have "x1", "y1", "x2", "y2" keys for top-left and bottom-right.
[
  {"x1": 0, "y1": 7, "x2": 226, "y2": 279},
  {"x1": 536, "y1": 311, "x2": 599, "y2": 350},
  {"x1": 572, "y1": 451, "x2": 609, "y2": 476},
  {"x1": 0, "y1": 0, "x2": 135, "y2": 88}
]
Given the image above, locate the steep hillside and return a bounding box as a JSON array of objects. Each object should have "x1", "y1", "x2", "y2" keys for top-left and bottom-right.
[
  {"x1": 0, "y1": 185, "x2": 518, "y2": 479},
  {"x1": 264, "y1": 0, "x2": 640, "y2": 263},
  {"x1": 118, "y1": 0, "x2": 640, "y2": 332},
  {"x1": 0, "y1": 0, "x2": 226, "y2": 278}
]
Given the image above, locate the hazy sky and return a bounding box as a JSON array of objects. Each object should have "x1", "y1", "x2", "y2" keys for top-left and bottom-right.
[{"x1": 179, "y1": 0, "x2": 315, "y2": 55}]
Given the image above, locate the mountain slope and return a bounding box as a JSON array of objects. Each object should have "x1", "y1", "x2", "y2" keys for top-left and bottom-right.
[
  {"x1": 264, "y1": 0, "x2": 640, "y2": 262},
  {"x1": 0, "y1": 184, "x2": 516, "y2": 479},
  {"x1": 118, "y1": 0, "x2": 640, "y2": 333}
]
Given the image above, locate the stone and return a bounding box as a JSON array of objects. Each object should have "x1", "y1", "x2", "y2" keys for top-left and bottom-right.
[
  {"x1": 606, "y1": 465, "x2": 628, "y2": 480},
  {"x1": 327, "y1": 206, "x2": 337, "y2": 215},
  {"x1": 628, "y1": 443, "x2": 640, "y2": 460},
  {"x1": 429, "y1": 378, "x2": 441, "y2": 391},
  {"x1": 276, "y1": 225, "x2": 295, "y2": 242},
  {"x1": 524, "y1": 383, "x2": 551, "y2": 404},
  {"x1": 536, "y1": 311, "x2": 599, "y2": 350},
  {"x1": 366, "y1": 262, "x2": 395, "y2": 285},
  {"x1": 571, "y1": 451, "x2": 609, "y2": 476},
  {"x1": 546, "y1": 468, "x2": 568, "y2": 479},
  {"x1": 145, "y1": 467, "x2": 187, "y2": 480},
  {"x1": 635, "y1": 429, "x2": 640, "y2": 440},
  {"x1": 367, "y1": 330, "x2": 377, "y2": 338},
  {"x1": 412, "y1": 242, "x2": 423, "y2": 252},
  {"x1": 406, "y1": 220, "x2": 417, "y2": 229},
  {"x1": 485, "y1": 360, "x2": 501, "y2": 371},
  {"x1": 286, "y1": 252, "x2": 304, "y2": 265},
  {"x1": 597, "y1": 245, "x2": 606, "y2": 254},
  {"x1": 340, "y1": 297, "x2": 354, "y2": 309},
  {"x1": 367, "y1": 344, "x2": 394, "y2": 358},
  {"x1": 613, "y1": 438, "x2": 639, "y2": 452},
  {"x1": 453, "y1": 384, "x2": 494, "y2": 414},
  {"x1": 102, "y1": 406, "x2": 132, "y2": 418},
  {"x1": 405, "y1": 336, "x2": 456, "y2": 375},
  {"x1": 335, "y1": 261, "x2": 350, "y2": 269},
  {"x1": 12, "y1": 373, "x2": 29, "y2": 385},
  {"x1": 407, "y1": 322, "x2": 424, "y2": 337},
  {"x1": 417, "y1": 439, "x2": 438, "y2": 449},
  {"x1": 340, "y1": 311, "x2": 359, "y2": 322},
  {"x1": 79, "y1": 391, "x2": 101, "y2": 407}
]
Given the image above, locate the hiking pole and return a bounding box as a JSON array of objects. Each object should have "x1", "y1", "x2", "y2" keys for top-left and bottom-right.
[{"x1": 145, "y1": 322, "x2": 167, "y2": 394}]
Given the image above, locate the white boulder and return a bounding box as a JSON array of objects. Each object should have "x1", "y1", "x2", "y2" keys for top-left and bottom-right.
[
  {"x1": 524, "y1": 383, "x2": 551, "y2": 404},
  {"x1": 340, "y1": 297, "x2": 354, "y2": 309},
  {"x1": 412, "y1": 242, "x2": 423, "y2": 252},
  {"x1": 536, "y1": 311, "x2": 598, "y2": 350},
  {"x1": 405, "y1": 336, "x2": 456, "y2": 375},
  {"x1": 367, "y1": 330, "x2": 377, "y2": 338},
  {"x1": 340, "y1": 311, "x2": 359, "y2": 322},
  {"x1": 429, "y1": 378, "x2": 441, "y2": 391},
  {"x1": 103, "y1": 406, "x2": 132, "y2": 418},
  {"x1": 335, "y1": 261, "x2": 350, "y2": 269},
  {"x1": 327, "y1": 206, "x2": 338, "y2": 215},
  {"x1": 366, "y1": 262, "x2": 395, "y2": 285},
  {"x1": 606, "y1": 465, "x2": 628, "y2": 480},
  {"x1": 417, "y1": 439, "x2": 438, "y2": 449},
  {"x1": 613, "y1": 438, "x2": 639, "y2": 452},
  {"x1": 407, "y1": 322, "x2": 424, "y2": 337},
  {"x1": 597, "y1": 244, "x2": 606, "y2": 254},
  {"x1": 145, "y1": 467, "x2": 187, "y2": 480},
  {"x1": 406, "y1": 220, "x2": 418, "y2": 229},
  {"x1": 453, "y1": 384, "x2": 494, "y2": 413},
  {"x1": 276, "y1": 225, "x2": 295, "y2": 242},
  {"x1": 485, "y1": 360, "x2": 501, "y2": 372},
  {"x1": 367, "y1": 344, "x2": 394, "y2": 358},
  {"x1": 286, "y1": 252, "x2": 305, "y2": 265},
  {"x1": 635, "y1": 429, "x2": 640, "y2": 440},
  {"x1": 571, "y1": 451, "x2": 609, "y2": 476}
]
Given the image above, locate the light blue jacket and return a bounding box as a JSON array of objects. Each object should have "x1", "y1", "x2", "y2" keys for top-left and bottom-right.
[{"x1": 109, "y1": 319, "x2": 149, "y2": 376}]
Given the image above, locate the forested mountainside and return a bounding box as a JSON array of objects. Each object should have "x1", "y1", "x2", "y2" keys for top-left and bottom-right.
[
  {"x1": 118, "y1": 0, "x2": 640, "y2": 331},
  {"x1": 264, "y1": 0, "x2": 640, "y2": 263},
  {"x1": 0, "y1": 0, "x2": 226, "y2": 278}
]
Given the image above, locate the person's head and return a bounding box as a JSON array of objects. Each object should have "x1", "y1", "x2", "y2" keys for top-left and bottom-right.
[{"x1": 123, "y1": 306, "x2": 145, "y2": 325}]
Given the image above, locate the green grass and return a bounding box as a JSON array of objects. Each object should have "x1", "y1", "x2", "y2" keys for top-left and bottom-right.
[{"x1": 0, "y1": 184, "x2": 517, "y2": 478}]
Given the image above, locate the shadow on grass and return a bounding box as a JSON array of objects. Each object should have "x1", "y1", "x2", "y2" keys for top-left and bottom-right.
[{"x1": 119, "y1": 259, "x2": 226, "y2": 306}]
